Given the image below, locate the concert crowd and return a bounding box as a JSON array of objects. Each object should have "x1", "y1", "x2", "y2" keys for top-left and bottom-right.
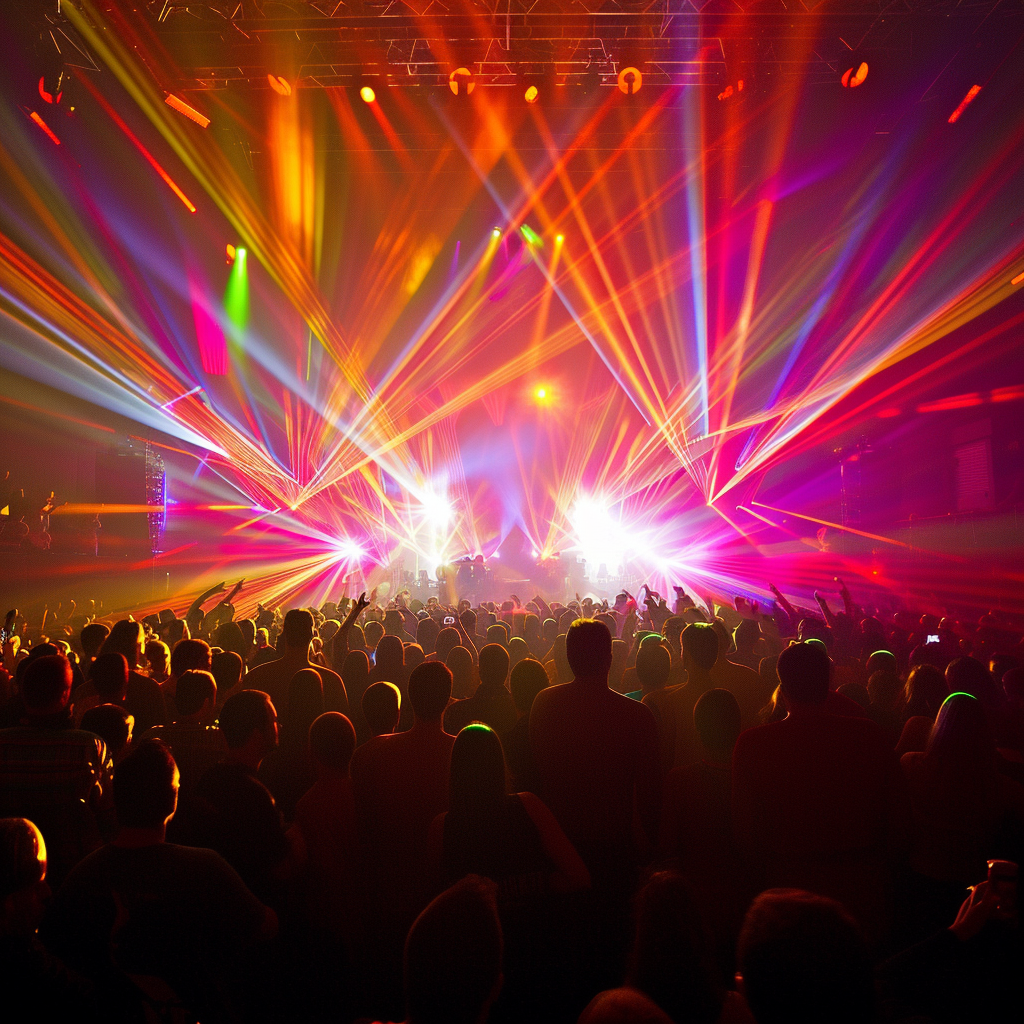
[{"x1": 0, "y1": 578, "x2": 1021, "y2": 1023}]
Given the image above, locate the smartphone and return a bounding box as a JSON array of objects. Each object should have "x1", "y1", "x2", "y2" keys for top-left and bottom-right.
[
  {"x1": 987, "y1": 859, "x2": 1017, "y2": 918},
  {"x1": 443, "y1": 615, "x2": 456, "y2": 626},
  {"x1": 926, "y1": 633, "x2": 940, "y2": 644}
]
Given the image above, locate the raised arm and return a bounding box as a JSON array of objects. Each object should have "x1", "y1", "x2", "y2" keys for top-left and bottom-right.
[
  {"x1": 332, "y1": 591, "x2": 369, "y2": 668},
  {"x1": 186, "y1": 581, "x2": 227, "y2": 633}
]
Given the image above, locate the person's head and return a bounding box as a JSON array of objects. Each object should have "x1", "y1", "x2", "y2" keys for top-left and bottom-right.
[
  {"x1": 435, "y1": 627, "x2": 461, "y2": 663},
  {"x1": 405, "y1": 643, "x2": 426, "y2": 672},
  {"x1": 945, "y1": 656, "x2": 1001, "y2": 708},
  {"x1": 364, "y1": 619, "x2": 385, "y2": 649},
  {"x1": 542, "y1": 617, "x2": 558, "y2": 643},
  {"x1": 90, "y1": 651, "x2": 129, "y2": 703},
  {"x1": 409, "y1": 661, "x2": 453, "y2": 724},
  {"x1": 416, "y1": 616, "x2": 440, "y2": 654},
  {"x1": 680, "y1": 623, "x2": 719, "y2": 676},
  {"x1": 734, "y1": 618, "x2": 761, "y2": 654},
  {"x1": 374, "y1": 634, "x2": 405, "y2": 676},
  {"x1": 836, "y1": 682, "x2": 871, "y2": 710},
  {"x1": 566, "y1": 619, "x2": 613, "y2": 681},
  {"x1": 902, "y1": 663, "x2": 947, "y2": 719},
  {"x1": 341, "y1": 648, "x2": 369, "y2": 687},
  {"x1": 282, "y1": 609, "x2": 315, "y2": 652},
  {"x1": 0, "y1": 818, "x2": 49, "y2": 938},
  {"x1": 218, "y1": 690, "x2": 278, "y2": 756},
  {"x1": 362, "y1": 681, "x2": 402, "y2": 736},
  {"x1": 308, "y1": 712, "x2": 356, "y2": 776},
  {"x1": 283, "y1": 668, "x2": 324, "y2": 748},
  {"x1": 636, "y1": 644, "x2": 671, "y2": 694},
  {"x1": 693, "y1": 688, "x2": 741, "y2": 762},
  {"x1": 214, "y1": 621, "x2": 248, "y2": 659},
  {"x1": 21, "y1": 655, "x2": 73, "y2": 717},
  {"x1": 925, "y1": 691, "x2": 994, "y2": 774},
  {"x1": 174, "y1": 670, "x2": 217, "y2": 723},
  {"x1": 866, "y1": 650, "x2": 898, "y2": 677},
  {"x1": 171, "y1": 638, "x2": 212, "y2": 678},
  {"x1": 486, "y1": 622, "x2": 510, "y2": 651},
  {"x1": 510, "y1": 658, "x2": 548, "y2": 715},
  {"x1": 79, "y1": 622, "x2": 109, "y2": 660},
  {"x1": 79, "y1": 704, "x2": 133, "y2": 758},
  {"x1": 478, "y1": 644, "x2": 510, "y2": 688},
  {"x1": 662, "y1": 616, "x2": 686, "y2": 652},
  {"x1": 777, "y1": 642, "x2": 831, "y2": 706},
  {"x1": 144, "y1": 639, "x2": 170, "y2": 677},
  {"x1": 404, "y1": 875, "x2": 503, "y2": 1024},
  {"x1": 383, "y1": 609, "x2": 405, "y2": 637},
  {"x1": 210, "y1": 650, "x2": 243, "y2": 698},
  {"x1": 446, "y1": 646, "x2": 475, "y2": 699},
  {"x1": 450, "y1": 724, "x2": 507, "y2": 819},
  {"x1": 737, "y1": 889, "x2": 874, "y2": 1024},
  {"x1": 460, "y1": 608, "x2": 478, "y2": 635},
  {"x1": 114, "y1": 739, "x2": 179, "y2": 831},
  {"x1": 867, "y1": 670, "x2": 902, "y2": 711},
  {"x1": 578, "y1": 989, "x2": 674, "y2": 1024},
  {"x1": 101, "y1": 619, "x2": 144, "y2": 668},
  {"x1": 627, "y1": 871, "x2": 721, "y2": 1024}
]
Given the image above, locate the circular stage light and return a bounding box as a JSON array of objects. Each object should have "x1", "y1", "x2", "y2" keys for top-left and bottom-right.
[
  {"x1": 360, "y1": 85, "x2": 376, "y2": 104},
  {"x1": 617, "y1": 66, "x2": 642, "y2": 96}
]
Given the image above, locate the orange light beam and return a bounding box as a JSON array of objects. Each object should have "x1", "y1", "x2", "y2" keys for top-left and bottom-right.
[
  {"x1": 750, "y1": 501, "x2": 914, "y2": 548},
  {"x1": 28, "y1": 110, "x2": 60, "y2": 145}
]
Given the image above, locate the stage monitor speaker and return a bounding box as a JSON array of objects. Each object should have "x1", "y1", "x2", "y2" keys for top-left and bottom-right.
[{"x1": 95, "y1": 448, "x2": 152, "y2": 557}]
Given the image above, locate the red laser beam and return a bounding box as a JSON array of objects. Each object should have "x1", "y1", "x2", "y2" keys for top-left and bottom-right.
[
  {"x1": 79, "y1": 78, "x2": 196, "y2": 212},
  {"x1": 948, "y1": 85, "x2": 982, "y2": 124}
]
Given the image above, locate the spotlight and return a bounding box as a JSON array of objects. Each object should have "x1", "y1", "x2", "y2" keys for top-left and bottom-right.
[
  {"x1": 556, "y1": 233, "x2": 565, "y2": 244},
  {"x1": 267, "y1": 74, "x2": 292, "y2": 96},
  {"x1": 38, "y1": 71, "x2": 66, "y2": 105},
  {"x1": 491, "y1": 227, "x2": 502, "y2": 239},
  {"x1": 841, "y1": 62, "x2": 869, "y2": 88},
  {"x1": 226, "y1": 244, "x2": 236, "y2": 265},
  {"x1": 360, "y1": 85, "x2": 376, "y2": 104},
  {"x1": 520, "y1": 224, "x2": 542, "y2": 246},
  {"x1": 535, "y1": 386, "x2": 549, "y2": 401},
  {"x1": 449, "y1": 67, "x2": 475, "y2": 96},
  {"x1": 421, "y1": 491, "x2": 452, "y2": 528},
  {"x1": 717, "y1": 79, "x2": 744, "y2": 101},
  {"x1": 524, "y1": 84, "x2": 539, "y2": 104},
  {"x1": 617, "y1": 65, "x2": 642, "y2": 96}
]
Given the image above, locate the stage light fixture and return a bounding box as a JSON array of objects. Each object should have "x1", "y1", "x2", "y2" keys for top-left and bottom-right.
[
  {"x1": 535, "y1": 386, "x2": 549, "y2": 402},
  {"x1": 267, "y1": 74, "x2": 292, "y2": 96},
  {"x1": 556, "y1": 233, "x2": 565, "y2": 244},
  {"x1": 617, "y1": 66, "x2": 642, "y2": 96},
  {"x1": 1012, "y1": 270, "x2": 1024, "y2": 286},
  {"x1": 449, "y1": 67, "x2": 475, "y2": 96},
  {"x1": 360, "y1": 84, "x2": 376, "y2": 104},
  {"x1": 841, "y1": 62, "x2": 869, "y2": 88},
  {"x1": 717, "y1": 79, "x2": 745, "y2": 101},
  {"x1": 491, "y1": 227, "x2": 502, "y2": 239},
  {"x1": 38, "y1": 71, "x2": 66, "y2": 105},
  {"x1": 164, "y1": 94, "x2": 210, "y2": 127},
  {"x1": 226, "y1": 244, "x2": 236, "y2": 265},
  {"x1": 524, "y1": 84, "x2": 539, "y2": 104}
]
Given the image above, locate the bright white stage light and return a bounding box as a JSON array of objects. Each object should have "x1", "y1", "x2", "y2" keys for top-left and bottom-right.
[
  {"x1": 420, "y1": 490, "x2": 452, "y2": 528},
  {"x1": 334, "y1": 538, "x2": 365, "y2": 560},
  {"x1": 569, "y1": 495, "x2": 629, "y2": 575}
]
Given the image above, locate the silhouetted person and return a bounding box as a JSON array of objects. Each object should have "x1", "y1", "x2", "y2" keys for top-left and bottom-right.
[
  {"x1": 402, "y1": 876, "x2": 503, "y2": 1024},
  {"x1": 736, "y1": 889, "x2": 874, "y2": 1024},
  {"x1": 96, "y1": 620, "x2": 165, "y2": 733},
  {"x1": 531, "y1": 618, "x2": 661, "y2": 890},
  {"x1": 246, "y1": 609, "x2": 348, "y2": 717},
  {"x1": 504, "y1": 658, "x2": 549, "y2": 793},
  {"x1": 362, "y1": 680, "x2": 402, "y2": 738},
  {"x1": 732, "y1": 642, "x2": 907, "y2": 943},
  {"x1": 444, "y1": 642, "x2": 518, "y2": 736},
  {"x1": 182, "y1": 690, "x2": 293, "y2": 904},
  {"x1": 41, "y1": 740, "x2": 276, "y2": 1022},
  {"x1": 0, "y1": 654, "x2": 111, "y2": 885}
]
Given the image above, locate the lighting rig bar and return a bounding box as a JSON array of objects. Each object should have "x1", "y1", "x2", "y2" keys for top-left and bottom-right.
[{"x1": 138, "y1": 0, "x2": 1019, "y2": 91}]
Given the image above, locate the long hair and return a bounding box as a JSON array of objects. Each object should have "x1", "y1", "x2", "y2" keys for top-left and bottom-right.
[
  {"x1": 100, "y1": 619, "x2": 144, "y2": 669},
  {"x1": 925, "y1": 692, "x2": 994, "y2": 777},
  {"x1": 449, "y1": 724, "x2": 507, "y2": 822}
]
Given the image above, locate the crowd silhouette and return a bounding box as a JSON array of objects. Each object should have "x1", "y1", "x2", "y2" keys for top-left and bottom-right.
[{"x1": 0, "y1": 581, "x2": 1021, "y2": 1023}]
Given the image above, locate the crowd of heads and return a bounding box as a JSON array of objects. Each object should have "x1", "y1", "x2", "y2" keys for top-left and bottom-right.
[{"x1": 0, "y1": 578, "x2": 1022, "y2": 1023}]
